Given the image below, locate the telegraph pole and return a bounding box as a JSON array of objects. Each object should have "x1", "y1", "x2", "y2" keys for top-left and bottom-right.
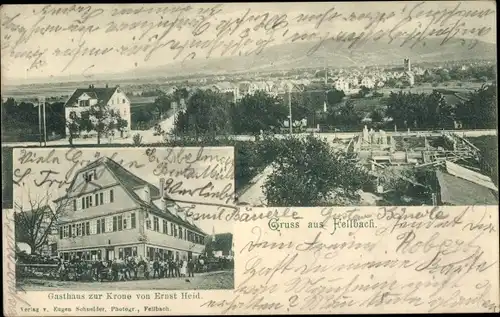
[
  {"x1": 41, "y1": 96, "x2": 47, "y2": 146},
  {"x1": 38, "y1": 99, "x2": 42, "y2": 146},
  {"x1": 37, "y1": 96, "x2": 47, "y2": 146},
  {"x1": 324, "y1": 53, "x2": 328, "y2": 113},
  {"x1": 173, "y1": 101, "x2": 177, "y2": 140},
  {"x1": 288, "y1": 84, "x2": 292, "y2": 135}
]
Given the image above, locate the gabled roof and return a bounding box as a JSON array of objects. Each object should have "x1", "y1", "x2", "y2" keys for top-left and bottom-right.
[
  {"x1": 64, "y1": 86, "x2": 117, "y2": 107},
  {"x1": 54, "y1": 156, "x2": 160, "y2": 203},
  {"x1": 152, "y1": 203, "x2": 207, "y2": 236},
  {"x1": 82, "y1": 92, "x2": 98, "y2": 99},
  {"x1": 104, "y1": 158, "x2": 161, "y2": 197},
  {"x1": 54, "y1": 156, "x2": 207, "y2": 235}
]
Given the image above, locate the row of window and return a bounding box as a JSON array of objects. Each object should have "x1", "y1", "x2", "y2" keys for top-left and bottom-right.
[
  {"x1": 59, "y1": 212, "x2": 205, "y2": 245},
  {"x1": 59, "y1": 212, "x2": 136, "y2": 238},
  {"x1": 146, "y1": 246, "x2": 190, "y2": 262},
  {"x1": 73, "y1": 189, "x2": 114, "y2": 211},
  {"x1": 59, "y1": 246, "x2": 138, "y2": 261},
  {"x1": 77, "y1": 98, "x2": 127, "y2": 107},
  {"x1": 110, "y1": 98, "x2": 127, "y2": 105},
  {"x1": 59, "y1": 246, "x2": 196, "y2": 262},
  {"x1": 145, "y1": 215, "x2": 205, "y2": 245}
]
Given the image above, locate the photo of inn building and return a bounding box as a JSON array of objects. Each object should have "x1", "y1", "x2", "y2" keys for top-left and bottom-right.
[{"x1": 54, "y1": 156, "x2": 207, "y2": 262}]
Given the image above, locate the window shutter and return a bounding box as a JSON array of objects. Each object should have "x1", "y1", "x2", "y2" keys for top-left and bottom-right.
[
  {"x1": 131, "y1": 213, "x2": 136, "y2": 229},
  {"x1": 90, "y1": 220, "x2": 97, "y2": 235},
  {"x1": 106, "y1": 217, "x2": 113, "y2": 232}
]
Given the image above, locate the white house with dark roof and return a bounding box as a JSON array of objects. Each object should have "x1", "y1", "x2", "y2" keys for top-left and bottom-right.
[
  {"x1": 64, "y1": 84, "x2": 132, "y2": 138},
  {"x1": 54, "y1": 156, "x2": 207, "y2": 262}
]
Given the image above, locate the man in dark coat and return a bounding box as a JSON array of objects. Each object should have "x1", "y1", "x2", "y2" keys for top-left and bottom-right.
[
  {"x1": 168, "y1": 259, "x2": 175, "y2": 278},
  {"x1": 153, "y1": 258, "x2": 160, "y2": 278},
  {"x1": 187, "y1": 259, "x2": 195, "y2": 277}
]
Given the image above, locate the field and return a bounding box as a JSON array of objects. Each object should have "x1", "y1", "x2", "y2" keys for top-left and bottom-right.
[
  {"x1": 129, "y1": 96, "x2": 157, "y2": 107},
  {"x1": 347, "y1": 96, "x2": 387, "y2": 114}
]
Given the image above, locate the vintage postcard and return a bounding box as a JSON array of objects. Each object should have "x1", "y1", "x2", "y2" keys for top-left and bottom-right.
[{"x1": 2, "y1": 1, "x2": 498, "y2": 315}]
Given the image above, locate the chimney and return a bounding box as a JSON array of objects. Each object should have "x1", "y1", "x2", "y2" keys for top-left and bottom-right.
[{"x1": 106, "y1": 84, "x2": 108, "y2": 88}]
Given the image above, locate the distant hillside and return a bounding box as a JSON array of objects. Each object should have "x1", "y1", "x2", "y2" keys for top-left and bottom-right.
[
  {"x1": 4, "y1": 37, "x2": 495, "y2": 87},
  {"x1": 131, "y1": 37, "x2": 496, "y2": 77}
]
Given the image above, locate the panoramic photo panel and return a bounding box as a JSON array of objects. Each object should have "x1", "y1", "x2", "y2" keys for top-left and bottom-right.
[
  {"x1": 11, "y1": 147, "x2": 235, "y2": 291},
  {"x1": 1, "y1": 1, "x2": 498, "y2": 315}
]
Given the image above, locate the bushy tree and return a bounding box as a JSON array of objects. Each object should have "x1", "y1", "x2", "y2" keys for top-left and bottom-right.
[
  {"x1": 358, "y1": 86, "x2": 370, "y2": 98},
  {"x1": 370, "y1": 109, "x2": 384, "y2": 123},
  {"x1": 116, "y1": 118, "x2": 128, "y2": 138},
  {"x1": 232, "y1": 91, "x2": 287, "y2": 135},
  {"x1": 263, "y1": 135, "x2": 370, "y2": 206},
  {"x1": 78, "y1": 102, "x2": 123, "y2": 144},
  {"x1": 153, "y1": 92, "x2": 173, "y2": 118},
  {"x1": 455, "y1": 84, "x2": 497, "y2": 129},
  {"x1": 385, "y1": 90, "x2": 454, "y2": 129},
  {"x1": 174, "y1": 89, "x2": 232, "y2": 135},
  {"x1": 326, "y1": 87, "x2": 345, "y2": 106},
  {"x1": 326, "y1": 100, "x2": 362, "y2": 129},
  {"x1": 14, "y1": 193, "x2": 68, "y2": 255},
  {"x1": 66, "y1": 111, "x2": 80, "y2": 145}
]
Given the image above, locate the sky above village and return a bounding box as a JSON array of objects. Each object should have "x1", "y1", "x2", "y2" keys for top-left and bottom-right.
[
  {"x1": 1, "y1": 2, "x2": 496, "y2": 83},
  {"x1": 12, "y1": 147, "x2": 235, "y2": 234}
]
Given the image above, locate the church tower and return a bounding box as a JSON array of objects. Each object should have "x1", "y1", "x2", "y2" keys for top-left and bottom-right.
[{"x1": 403, "y1": 58, "x2": 411, "y2": 72}]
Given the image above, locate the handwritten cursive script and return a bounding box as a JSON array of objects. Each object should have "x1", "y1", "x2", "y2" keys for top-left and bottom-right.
[
  {"x1": 1, "y1": 2, "x2": 494, "y2": 75},
  {"x1": 208, "y1": 206, "x2": 499, "y2": 314}
]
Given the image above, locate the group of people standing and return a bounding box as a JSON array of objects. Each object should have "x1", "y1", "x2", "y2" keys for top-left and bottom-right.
[
  {"x1": 57, "y1": 255, "x2": 202, "y2": 282},
  {"x1": 149, "y1": 257, "x2": 197, "y2": 279}
]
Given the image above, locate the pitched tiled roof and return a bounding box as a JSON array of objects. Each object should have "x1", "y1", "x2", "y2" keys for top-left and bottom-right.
[
  {"x1": 103, "y1": 158, "x2": 161, "y2": 198},
  {"x1": 155, "y1": 204, "x2": 207, "y2": 236},
  {"x1": 64, "y1": 87, "x2": 117, "y2": 107},
  {"x1": 55, "y1": 156, "x2": 207, "y2": 235}
]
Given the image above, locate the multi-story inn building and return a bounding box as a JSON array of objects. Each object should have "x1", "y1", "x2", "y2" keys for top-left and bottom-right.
[
  {"x1": 64, "y1": 84, "x2": 132, "y2": 137},
  {"x1": 54, "y1": 156, "x2": 207, "y2": 262}
]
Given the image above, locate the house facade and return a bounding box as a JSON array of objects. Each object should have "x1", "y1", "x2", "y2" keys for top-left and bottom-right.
[
  {"x1": 334, "y1": 78, "x2": 350, "y2": 92},
  {"x1": 402, "y1": 71, "x2": 415, "y2": 86},
  {"x1": 64, "y1": 85, "x2": 132, "y2": 138},
  {"x1": 54, "y1": 157, "x2": 206, "y2": 262},
  {"x1": 360, "y1": 77, "x2": 375, "y2": 89}
]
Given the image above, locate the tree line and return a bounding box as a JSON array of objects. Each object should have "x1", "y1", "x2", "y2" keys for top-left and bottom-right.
[
  {"x1": 171, "y1": 83, "x2": 496, "y2": 136},
  {"x1": 1, "y1": 98, "x2": 66, "y2": 142},
  {"x1": 386, "y1": 84, "x2": 496, "y2": 130},
  {"x1": 2, "y1": 82, "x2": 495, "y2": 143}
]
